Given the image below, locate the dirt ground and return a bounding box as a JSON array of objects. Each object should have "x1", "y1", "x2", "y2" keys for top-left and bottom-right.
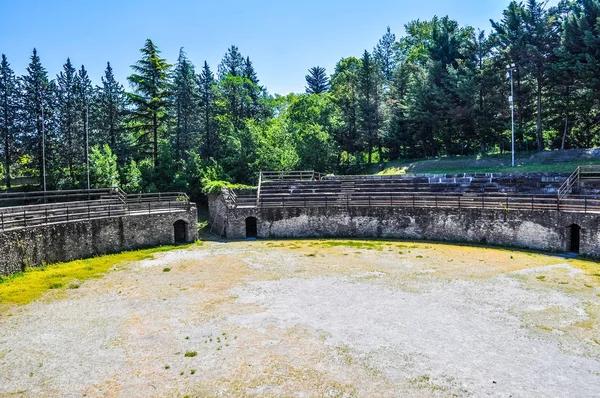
[{"x1": 1, "y1": 240, "x2": 599, "y2": 397}]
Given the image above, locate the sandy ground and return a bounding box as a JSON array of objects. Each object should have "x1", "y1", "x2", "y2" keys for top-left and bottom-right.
[{"x1": 0, "y1": 240, "x2": 599, "y2": 397}]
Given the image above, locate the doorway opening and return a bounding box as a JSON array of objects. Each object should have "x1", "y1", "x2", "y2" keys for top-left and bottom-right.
[
  {"x1": 245, "y1": 217, "x2": 258, "y2": 239},
  {"x1": 174, "y1": 220, "x2": 188, "y2": 243},
  {"x1": 568, "y1": 224, "x2": 581, "y2": 253}
]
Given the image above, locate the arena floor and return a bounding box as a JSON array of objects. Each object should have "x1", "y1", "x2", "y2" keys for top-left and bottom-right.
[{"x1": 1, "y1": 240, "x2": 599, "y2": 397}]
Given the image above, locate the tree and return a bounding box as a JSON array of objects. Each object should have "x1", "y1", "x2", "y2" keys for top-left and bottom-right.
[
  {"x1": 56, "y1": 58, "x2": 79, "y2": 181},
  {"x1": 373, "y1": 27, "x2": 398, "y2": 83},
  {"x1": 96, "y1": 62, "x2": 126, "y2": 159},
  {"x1": 492, "y1": 0, "x2": 561, "y2": 151},
  {"x1": 127, "y1": 39, "x2": 172, "y2": 167},
  {"x1": 0, "y1": 54, "x2": 19, "y2": 188},
  {"x1": 285, "y1": 93, "x2": 340, "y2": 171},
  {"x1": 22, "y1": 49, "x2": 54, "y2": 188},
  {"x1": 76, "y1": 65, "x2": 94, "y2": 187},
  {"x1": 218, "y1": 45, "x2": 244, "y2": 78},
  {"x1": 558, "y1": 0, "x2": 600, "y2": 149},
  {"x1": 89, "y1": 144, "x2": 119, "y2": 188},
  {"x1": 172, "y1": 48, "x2": 198, "y2": 160},
  {"x1": 242, "y1": 56, "x2": 263, "y2": 119},
  {"x1": 330, "y1": 57, "x2": 362, "y2": 166},
  {"x1": 358, "y1": 50, "x2": 383, "y2": 163},
  {"x1": 305, "y1": 66, "x2": 330, "y2": 94},
  {"x1": 122, "y1": 159, "x2": 142, "y2": 193},
  {"x1": 198, "y1": 61, "x2": 217, "y2": 158}
]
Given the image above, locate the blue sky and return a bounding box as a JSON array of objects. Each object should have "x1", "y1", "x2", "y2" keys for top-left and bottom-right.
[{"x1": 0, "y1": 0, "x2": 560, "y2": 94}]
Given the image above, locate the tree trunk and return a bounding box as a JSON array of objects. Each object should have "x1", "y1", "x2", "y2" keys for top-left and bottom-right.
[
  {"x1": 176, "y1": 104, "x2": 181, "y2": 161},
  {"x1": 37, "y1": 107, "x2": 44, "y2": 189},
  {"x1": 561, "y1": 114, "x2": 569, "y2": 150},
  {"x1": 205, "y1": 104, "x2": 210, "y2": 158},
  {"x1": 561, "y1": 85, "x2": 571, "y2": 151},
  {"x1": 3, "y1": 101, "x2": 10, "y2": 189}
]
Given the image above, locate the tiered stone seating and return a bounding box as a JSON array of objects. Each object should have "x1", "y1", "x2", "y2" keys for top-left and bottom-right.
[{"x1": 252, "y1": 172, "x2": 569, "y2": 206}]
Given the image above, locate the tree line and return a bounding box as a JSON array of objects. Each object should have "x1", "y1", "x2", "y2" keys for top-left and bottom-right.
[{"x1": 1, "y1": 0, "x2": 600, "y2": 198}]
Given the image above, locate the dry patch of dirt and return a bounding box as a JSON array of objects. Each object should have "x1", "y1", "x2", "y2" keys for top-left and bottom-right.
[{"x1": 0, "y1": 240, "x2": 599, "y2": 397}]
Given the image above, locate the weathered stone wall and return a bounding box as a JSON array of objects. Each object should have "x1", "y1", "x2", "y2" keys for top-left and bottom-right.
[
  {"x1": 224, "y1": 206, "x2": 600, "y2": 257},
  {"x1": 207, "y1": 194, "x2": 228, "y2": 236},
  {"x1": 0, "y1": 207, "x2": 198, "y2": 275}
]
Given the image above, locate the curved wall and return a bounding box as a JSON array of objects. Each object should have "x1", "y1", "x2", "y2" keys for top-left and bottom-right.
[
  {"x1": 225, "y1": 206, "x2": 600, "y2": 257},
  {"x1": 0, "y1": 208, "x2": 198, "y2": 276}
]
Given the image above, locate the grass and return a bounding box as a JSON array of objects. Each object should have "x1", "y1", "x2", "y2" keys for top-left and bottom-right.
[
  {"x1": 374, "y1": 152, "x2": 600, "y2": 176},
  {"x1": 0, "y1": 242, "x2": 201, "y2": 308},
  {"x1": 184, "y1": 351, "x2": 197, "y2": 357}
]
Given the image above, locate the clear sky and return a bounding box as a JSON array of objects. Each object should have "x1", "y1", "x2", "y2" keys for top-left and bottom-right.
[{"x1": 0, "y1": 0, "x2": 560, "y2": 94}]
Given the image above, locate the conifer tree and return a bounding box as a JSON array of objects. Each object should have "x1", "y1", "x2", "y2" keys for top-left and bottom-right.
[
  {"x1": 22, "y1": 49, "x2": 54, "y2": 187},
  {"x1": 0, "y1": 55, "x2": 19, "y2": 188},
  {"x1": 373, "y1": 27, "x2": 398, "y2": 83},
  {"x1": 562, "y1": 0, "x2": 600, "y2": 96},
  {"x1": 172, "y1": 48, "x2": 198, "y2": 160},
  {"x1": 76, "y1": 65, "x2": 94, "y2": 185},
  {"x1": 242, "y1": 56, "x2": 263, "y2": 119},
  {"x1": 358, "y1": 51, "x2": 383, "y2": 163},
  {"x1": 305, "y1": 66, "x2": 330, "y2": 94},
  {"x1": 198, "y1": 61, "x2": 216, "y2": 158},
  {"x1": 218, "y1": 46, "x2": 244, "y2": 78},
  {"x1": 96, "y1": 62, "x2": 126, "y2": 159},
  {"x1": 56, "y1": 58, "x2": 79, "y2": 181},
  {"x1": 127, "y1": 39, "x2": 172, "y2": 167}
]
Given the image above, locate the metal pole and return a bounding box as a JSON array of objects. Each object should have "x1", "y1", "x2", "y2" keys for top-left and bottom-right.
[
  {"x1": 86, "y1": 103, "x2": 90, "y2": 190},
  {"x1": 510, "y1": 68, "x2": 515, "y2": 168},
  {"x1": 41, "y1": 101, "x2": 46, "y2": 193}
]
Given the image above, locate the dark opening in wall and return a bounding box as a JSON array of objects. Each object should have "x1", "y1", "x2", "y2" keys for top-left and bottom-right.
[
  {"x1": 245, "y1": 217, "x2": 258, "y2": 239},
  {"x1": 174, "y1": 220, "x2": 188, "y2": 243},
  {"x1": 568, "y1": 224, "x2": 581, "y2": 253}
]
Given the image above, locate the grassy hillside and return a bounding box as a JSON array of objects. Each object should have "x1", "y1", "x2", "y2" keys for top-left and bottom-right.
[{"x1": 370, "y1": 149, "x2": 600, "y2": 176}]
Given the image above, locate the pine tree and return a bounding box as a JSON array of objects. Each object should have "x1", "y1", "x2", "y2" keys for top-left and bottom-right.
[
  {"x1": 242, "y1": 56, "x2": 263, "y2": 119},
  {"x1": 76, "y1": 65, "x2": 94, "y2": 186},
  {"x1": 198, "y1": 61, "x2": 216, "y2": 158},
  {"x1": 127, "y1": 39, "x2": 172, "y2": 167},
  {"x1": 217, "y1": 46, "x2": 248, "y2": 131},
  {"x1": 562, "y1": 0, "x2": 600, "y2": 99},
  {"x1": 218, "y1": 45, "x2": 244, "y2": 78},
  {"x1": 22, "y1": 49, "x2": 54, "y2": 188},
  {"x1": 491, "y1": 2, "x2": 534, "y2": 151},
  {"x1": 373, "y1": 27, "x2": 398, "y2": 83},
  {"x1": 492, "y1": 0, "x2": 560, "y2": 151},
  {"x1": 305, "y1": 66, "x2": 330, "y2": 94},
  {"x1": 56, "y1": 58, "x2": 79, "y2": 181},
  {"x1": 0, "y1": 55, "x2": 19, "y2": 188},
  {"x1": 172, "y1": 48, "x2": 198, "y2": 160},
  {"x1": 358, "y1": 51, "x2": 383, "y2": 163},
  {"x1": 96, "y1": 62, "x2": 126, "y2": 159}
]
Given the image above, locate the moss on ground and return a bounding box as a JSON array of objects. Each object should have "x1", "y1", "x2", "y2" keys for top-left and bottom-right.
[{"x1": 0, "y1": 242, "x2": 202, "y2": 308}]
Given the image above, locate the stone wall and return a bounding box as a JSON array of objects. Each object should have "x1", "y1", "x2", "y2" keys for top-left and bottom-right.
[
  {"x1": 0, "y1": 207, "x2": 198, "y2": 275},
  {"x1": 224, "y1": 206, "x2": 600, "y2": 257}
]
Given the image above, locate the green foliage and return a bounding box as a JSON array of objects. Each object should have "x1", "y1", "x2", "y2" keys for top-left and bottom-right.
[
  {"x1": 200, "y1": 179, "x2": 254, "y2": 195},
  {"x1": 127, "y1": 39, "x2": 172, "y2": 167},
  {"x1": 5, "y1": 5, "x2": 600, "y2": 199},
  {"x1": 305, "y1": 66, "x2": 330, "y2": 94},
  {"x1": 89, "y1": 144, "x2": 119, "y2": 188},
  {"x1": 122, "y1": 159, "x2": 142, "y2": 193}
]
